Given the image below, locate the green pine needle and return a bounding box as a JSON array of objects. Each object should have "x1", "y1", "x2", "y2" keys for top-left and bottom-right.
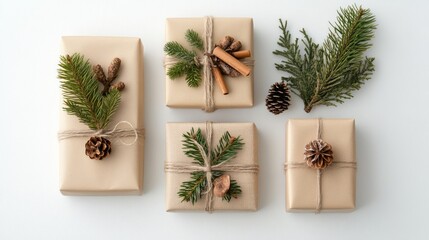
[
  {"x1": 164, "y1": 29, "x2": 205, "y2": 87},
  {"x1": 185, "y1": 29, "x2": 204, "y2": 51},
  {"x1": 273, "y1": 5, "x2": 376, "y2": 112},
  {"x1": 178, "y1": 128, "x2": 244, "y2": 204},
  {"x1": 58, "y1": 53, "x2": 121, "y2": 130}
]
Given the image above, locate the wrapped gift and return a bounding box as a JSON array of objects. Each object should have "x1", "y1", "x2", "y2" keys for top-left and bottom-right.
[
  {"x1": 285, "y1": 119, "x2": 356, "y2": 212},
  {"x1": 165, "y1": 17, "x2": 254, "y2": 111},
  {"x1": 58, "y1": 37, "x2": 144, "y2": 195},
  {"x1": 165, "y1": 122, "x2": 258, "y2": 211}
]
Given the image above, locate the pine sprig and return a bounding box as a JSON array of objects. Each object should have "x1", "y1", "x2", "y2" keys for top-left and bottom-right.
[
  {"x1": 182, "y1": 128, "x2": 208, "y2": 166},
  {"x1": 178, "y1": 128, "x2": 244, "y2": 204},
  {"x1": 211, "y1": 132, "x2": 244, "y2": 166},
  {"x1": 164, "y1": 30, "x2": 204, "y2": 87},
  {"x1": 273, "y1": 5, "x2": 376, "y2": 112},
  {"x1": 185, "y1": 29, "x2": 204, "y2": 51},
  {"x1": 58, "y1": 53, "x2": 121, "y2": 130},
  {"x1": 178, "y1": 171, "x2": 206, "y2": 204}
]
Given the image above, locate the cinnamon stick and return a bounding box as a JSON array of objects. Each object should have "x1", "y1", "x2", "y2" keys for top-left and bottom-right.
[
  {"x1": 212, "y1": 47, "x2": 251, "y2": 76},
  {"x1": 232, "y1": 50, "x2": 251, "y2": 59},
  {"x1": 212, "y1": 67, "x2": 228, "y2": 95}
]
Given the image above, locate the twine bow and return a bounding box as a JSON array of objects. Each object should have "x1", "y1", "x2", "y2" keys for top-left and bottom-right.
[
  {"x1": 164, "y1": 122, "x2": 258, "y2": 212},
  {"x1": 284, "y1": 118, "x2": 356, "y2": 213}
]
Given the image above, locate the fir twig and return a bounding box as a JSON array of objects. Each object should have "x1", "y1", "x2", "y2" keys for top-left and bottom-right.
[
  {"x1": 178, "y1": 128, "x2": 244, "y2": 204},
  {"x1": 164, "y1": 30, "x2": 205, "y2": 87},
  {"x1": 186, "y1": 29, "x2": 204, "y2": 51},
  {"x1": 273, "y1": 5, "x2": 376, "y2": 112},
  {"x1": 58, "y1": 53, "x2": 121, "y2": 130}
]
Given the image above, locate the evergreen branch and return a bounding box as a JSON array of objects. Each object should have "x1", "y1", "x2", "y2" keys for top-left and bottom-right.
[
  {"x1": 164, "y1": 30, "x2": 204, "y2": 88},
  {"x1": 185, "y1": 29, "x2": 204, "y2": 51},
  {"x1": 182, "y1": 128, "x2": 208, "y2": 166},
  {"x1": 211, "y1": 132, "x2": 244, "y2": 166},
  {"x1": 273, "y1": 5, "x2": 376, "y2": 112},
  {"x1": 177, "y1": 171, "x2": 206, "y2": 204},
  {"x1": 58, "y1": 53, "x2": 121, "y2": 130},
  {"x1": 58, "y1": 54, "x2": 101, "y2": 130},
  {"x1": 99, "y1": 89, "x2": 121, "y2": 129},
  {"x1": 164, "y1": 41, "x2": 196, "y2": 62},
  {"x1": 185, "y1": 64, "x2": 202, "y2": 88},
  {"x1": 167, "y1": 61, "x2": 190, "y2": 79}
]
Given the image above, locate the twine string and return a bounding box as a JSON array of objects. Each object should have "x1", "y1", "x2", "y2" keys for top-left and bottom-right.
[{"x1": 58, "y1": 121, "x2": 143, "y2": 146}]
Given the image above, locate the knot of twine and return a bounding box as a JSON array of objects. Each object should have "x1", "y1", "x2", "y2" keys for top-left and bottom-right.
[
  {"x1": 164, "y1": 121, "x2": 259, "y2": 212},
  {"x1": 284, "y1": 118, "x2": 357, "y2": 213},
  {"x1": 164, "y1": 16, "x2": 254, "y2": 113},
  {"x1": 58, "y1": 121, "x2": 144, "y2": 146}
]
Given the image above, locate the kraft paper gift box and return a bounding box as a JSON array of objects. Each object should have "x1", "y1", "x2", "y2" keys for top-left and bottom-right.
[
  {"x1": 165, "y1": 122, "x2": 258, "y2": 211},
  {"x1": 59, "y1": 36, "x2": 144, "y2": 195},
  {"x1": 165, "y1": 17, "x2": 254, "y2": 110},
  {"x1": 285, "y1": 119, "x2": 356, "y2": 212}
]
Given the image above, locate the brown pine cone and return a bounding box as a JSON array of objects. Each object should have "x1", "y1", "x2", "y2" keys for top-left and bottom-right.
[
  {"x1": 304, "y1": 139, "x2": 333, "y2": 169},
  {"x1": 110, "y1": 81, "x2": 125, "y2": 91},
  {"x1": 265, "y1": 82, "x2": 291, "y2": 115},
  {"x1": 93, "y1": 64, "x2": 106, "y2": 83},
  {"x1": 218, "y1": 36, "x2": 234, "y2": 50},
  {"x1": 226, "y1": 40, "x2": 242, "y2": 52},
  {"x1": 107, "y1": 58, "x2": 121, "y2": 82},
  {"x1": 85, "y1": 136, "x2": 112, "y2": 160}
]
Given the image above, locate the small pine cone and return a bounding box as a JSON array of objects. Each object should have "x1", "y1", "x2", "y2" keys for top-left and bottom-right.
[
  {"x1": 85, "y1": 136, "x2": 112, "y2": 160},
  {"x1": 228, "y1": 68, "x2": 241, "y2": 77},
  {"x1": 93, "y1": 64, "x2": 106, "y2": 83},
  {"x1": 107, "y1": 58, "x2": 121, "y2": 82},
  {"x1": 304, "y1": 139, "x2": 334, "y2": 169},
  {"x1": 226, "y1": 40, "x2": 242, "y2": 52},
  {"x1": 218, "y1": 36, "x2": 234, "y2": 50},
  {"x1": 265, "y1": 82, "x2": 291, "y2": 115},
  {"x1": 110, "y1": 81, "x2": 125, "y2": 91},
  {"x1": 218, "y1": 60, "x2": 232, "y2": 75}
]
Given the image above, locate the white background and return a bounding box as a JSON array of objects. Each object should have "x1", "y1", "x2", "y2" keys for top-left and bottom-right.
[{"x1": 1, "y1": 0, "x2": 428, "y2": 239}]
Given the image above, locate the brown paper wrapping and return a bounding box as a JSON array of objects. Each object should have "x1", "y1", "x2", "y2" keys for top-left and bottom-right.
[
  {"x1": 285, "y1": 119, "x2": 356, "y2": 211},
  {"x1": 165, "y1": 18, "x2": 254, "y2": 108},
  {"x1": 59, "y1": 37, "x2": 144, "y2": 195},
  {"x1": 166, "y1": 123, "x2": 258, "y2": 211}
]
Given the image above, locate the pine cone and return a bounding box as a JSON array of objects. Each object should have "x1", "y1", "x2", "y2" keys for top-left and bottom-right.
[
  {"x1": 265, "y1": 82, "x2": 291, "y2": 114},
  {"x1": 107, "y1": 58, "x2": 121, "y2": 82},
  {"x1": 85, "y1": 136, "x2": 112, "y2": 160},
  {"x1": 110, "y1": 81, "x2": 125, "y2": 91},
  {"x1": 226, "y1": 40, "x2": 242, "y2": 52},
  {"x1": 218, "y1": 36, "x2": 234, "y2": 50},
  {"x1": 93, "y1": 64, "x2": 106, "y2": 83},
  {"x1": 304, "y1": 139, "x2": 333, "y2": 169}
]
